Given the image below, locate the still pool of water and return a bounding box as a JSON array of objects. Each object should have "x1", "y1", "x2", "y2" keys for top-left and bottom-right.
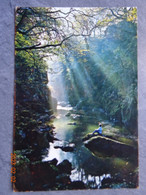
[{"x1": 43, "y1": 105, "x2": 138, "y2": 189}]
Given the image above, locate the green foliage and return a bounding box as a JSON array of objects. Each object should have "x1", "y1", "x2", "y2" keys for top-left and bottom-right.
[
  {"x1": 14, "y1": 7, "x2": 137, "y2": 145},
  {"x1": 127, "y1": 8, "x2": 137, "y2": 23},
  {"x1": 15, "y1": 9, "x2": 54, "y2": 150},
  {"x1": 14, "y1": 150, "x2": 30, "y2": 166},
  {"x1": 61, "y1": 20, "x2": 137, "y2": 133}
]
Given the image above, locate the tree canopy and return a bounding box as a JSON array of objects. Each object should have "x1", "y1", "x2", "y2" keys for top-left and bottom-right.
[
  {"x1": 15, "y1": 7, "x2": 137, "y2": 134},
  {"x1": 14, "y1": 7, "x2": 138, "y2": 191},
  {"x1": 15, "y1": 7, "x2": 137, "y2": 51}
]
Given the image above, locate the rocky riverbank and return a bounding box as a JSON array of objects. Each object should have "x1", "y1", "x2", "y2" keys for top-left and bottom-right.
[
  {"x1": 83, "y1": 133, "x2": 137, "y2": 158},
  {"x1": 14, "y1": 152, "x2": 86, "y2": 191}
]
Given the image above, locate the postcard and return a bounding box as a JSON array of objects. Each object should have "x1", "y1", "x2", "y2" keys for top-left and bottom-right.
[{"x1": 13, "y1": 7, "x2": 138, "y2": 191}]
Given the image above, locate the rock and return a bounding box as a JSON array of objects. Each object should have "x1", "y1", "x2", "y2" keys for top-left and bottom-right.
[
  {"x1": 44, "y1": 109, "x2": 52, "y2": 114},
  {"x1": 57, "y1": 160, "x2": 72, "y2": 174},
  {"x1": 38, "y1": 126, "x2": 52, "y2": 132},
  {"x1": 84, "y1": 135, "x2": 137, "y2": 158},
  {"x1": 100, "y1": 174, "x2": 131, "y2": 189},
  {"x1": 36, "y1": 132, "x2": 50, "y2": 148},
  {"x1": 49, "y1": 115, "x2": 56, "y2": 120},
  {"x1": 54, "y1": 141, "x2": 75, "y2": 152},
  {"x1": 25, "y1": 148, "x2": 47, "y2": 162},
  {"x1": 67, "y1": 122, "x2": 77, "y2": 125},
  {"x1": 15, "y1": 158, "x2": 60, "y2": 191},
  {"x1": 56, "y1": 173, "x2": 71, "y2": 184},
  {"x1": 30, "y1": 161, "x2": 59, "y2": 190},
  {"x1": 65, "y1": 112, "x2": 71, "y2": 117},
  {"x1": 69, "y1": 181, "x2": 86, "y2": 189},
  {"x1": 101, "y1": 177, "x2": 119, "y2": 189},
  {"x1": 15, "y1": 162, "x2": 32, "y2": 191},
  {"x1": 37, "y1": 114, "x2": 50, "y2": 123},
  {"x1": 82, "y1": 133, "x2": 96, "y2": 141},
  {"x1": 62, "y1": 147, "x2": 74, "y2": 152},
  {"x1": 81, "y1": 155, "x2": 110, "y2": 176},
  {"x1": 48, "y1": 158, "x2": 58, "y2": 166},
  {"x1": 70, "y1": 114, "x2": 81, "y2": 119},
  {"x1": 47, "y1": 132, "x2": 56, "y2": 143},
  {"x1": 53, "y1": 137, "x2": 59, "y2": 141},
  {"x1": 54, "y1": 146, "x2": 74, "y2": 152}
]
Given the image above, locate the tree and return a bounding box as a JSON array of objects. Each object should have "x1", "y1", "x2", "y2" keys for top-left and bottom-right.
[
  {"x1": 60, "y1": 16, "x2": 137, "y2": 133},
  {"x1": 15, "y1": 7, "x2": 137, "y2": 51},
  {"x1": 15, "y1": 7, "x2": 137, "y2": 134}
]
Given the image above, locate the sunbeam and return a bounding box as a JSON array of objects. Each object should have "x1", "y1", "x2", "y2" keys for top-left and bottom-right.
[{"x1": 14, "y1": 7, "x2": 138, "y2": 191}]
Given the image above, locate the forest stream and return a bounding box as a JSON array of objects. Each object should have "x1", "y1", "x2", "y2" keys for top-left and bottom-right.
[
  {"x1": 14, "y1": 7, "x2": 138, "y2": 192},
  {"x1": 42, "y1": 102, "x2": 138, "y2": 189}
]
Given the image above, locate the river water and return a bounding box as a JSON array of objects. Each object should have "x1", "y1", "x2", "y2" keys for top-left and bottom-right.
[{"x1": 43, "y1": 103, "x2": 138, "y2": 189}]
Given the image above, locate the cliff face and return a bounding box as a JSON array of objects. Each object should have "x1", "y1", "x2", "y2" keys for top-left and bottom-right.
[{"x1": 14, "y1": 61, "x2": 57, "y2": 151}]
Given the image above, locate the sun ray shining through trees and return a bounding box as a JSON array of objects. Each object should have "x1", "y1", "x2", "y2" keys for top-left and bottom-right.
[{"x1": 14, "y1": 7, "x2": 138, "y2": 191}]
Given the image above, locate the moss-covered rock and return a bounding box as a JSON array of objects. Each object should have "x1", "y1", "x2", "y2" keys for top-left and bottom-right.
[{"x1": 84, "y1": 135, "x2": 137, "y2": 158}]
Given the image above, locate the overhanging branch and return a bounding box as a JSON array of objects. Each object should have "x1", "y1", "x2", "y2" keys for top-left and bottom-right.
[{"x1": 15, "y1": 35, "x2": 74, "y2": 51}]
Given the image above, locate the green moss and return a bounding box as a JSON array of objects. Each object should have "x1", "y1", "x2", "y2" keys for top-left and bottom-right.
[
  {"x1": 112, "y1": 158, "x2": 134, "y2": 172},
  {"x1": 86, "y1": 124, "x2": 98, "y2": 133},
  {"x1": 117, "y1": 137, "x2": 135, "y2": 146}
]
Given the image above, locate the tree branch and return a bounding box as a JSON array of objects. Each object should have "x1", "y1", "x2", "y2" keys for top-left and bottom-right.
[
  {"x1": 15, "y1": 35, "x2": 74, "y2": 51},
  {"x1": 109, "y1": 9, "x2": 123, "y2": 19}
]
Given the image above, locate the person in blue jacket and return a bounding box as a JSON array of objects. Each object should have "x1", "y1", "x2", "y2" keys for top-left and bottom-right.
[{"x1": 92, "y1": 123, "x2": 102, "y2": 135}]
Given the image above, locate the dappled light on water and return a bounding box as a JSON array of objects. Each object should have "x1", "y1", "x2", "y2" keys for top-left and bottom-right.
[{"x1": 43, "y1": 104, "x2": 138, "y2": 188}]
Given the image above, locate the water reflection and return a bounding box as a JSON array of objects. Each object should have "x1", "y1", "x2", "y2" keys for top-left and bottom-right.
[
  {"x1": 43, "y1": 103, "x2": 138, "y2": 188},
  {"x1": 71, "y1": 169, "x2": 111, "y2": 189}
]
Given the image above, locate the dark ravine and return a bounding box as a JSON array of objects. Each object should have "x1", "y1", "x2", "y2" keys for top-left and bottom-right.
[{"x1": 14, "y1": 105, "x2": 138, "y2": 191}]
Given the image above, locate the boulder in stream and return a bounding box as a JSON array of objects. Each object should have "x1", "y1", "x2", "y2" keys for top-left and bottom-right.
[
  {"x1": 69, "y1": 181, "x2": 86, "y2": 189},
  {"x1": 57, "y1": 160, "x2": 72, "y2": 174},
  {"x1": 84, "y1": 135, "x2": 137, "y2": 158},
  {"x1": 54, "y1": 141, "x2": 75, "y2": 152},
  {"x1": 67, "y1": 122, "x2": 77, "y2": 125},
  {"x1": 54, "y1": 146, "x2": 75, "y2": 152}
]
